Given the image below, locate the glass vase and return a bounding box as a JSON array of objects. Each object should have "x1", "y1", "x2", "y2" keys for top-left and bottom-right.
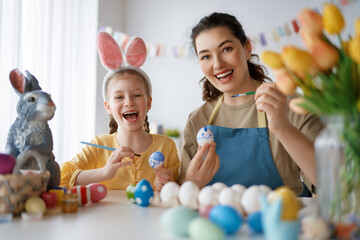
[{"x1": 315, "y1": 115, "x2": 360, "y2": 223}]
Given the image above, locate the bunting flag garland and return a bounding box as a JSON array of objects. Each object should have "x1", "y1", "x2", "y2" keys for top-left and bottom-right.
[{"x1": 98, "y1": 0, "x2": 356, "y2": 58}]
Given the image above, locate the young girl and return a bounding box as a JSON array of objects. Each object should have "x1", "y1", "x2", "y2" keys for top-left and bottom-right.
[
  {"x1": 178, "y1": 12, "x2": 323, "y2": 196},
  {"x1": 60, "y1": 32, "x2": 179, "y2": 191}
]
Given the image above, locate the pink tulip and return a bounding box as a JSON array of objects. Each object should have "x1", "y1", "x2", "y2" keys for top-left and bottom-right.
[
  {"x1": 273, "y1": 68, "x2": 298, "y2": 96},
  {"x1": 298, "y1": 8, "x2": 323, "y2": 36},
  {"x1": 310, "y1": 39, "x2": 339, "y2": 71}
]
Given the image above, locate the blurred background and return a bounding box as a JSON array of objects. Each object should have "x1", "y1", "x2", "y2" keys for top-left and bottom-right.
[{"x1": 0, "y1": 0, "x2": 359, "y2": 165}]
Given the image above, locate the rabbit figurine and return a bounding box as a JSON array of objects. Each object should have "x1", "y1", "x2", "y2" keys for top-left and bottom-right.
[{"x1": 5, "y1": 68, "x2": 60, "y2": 189}]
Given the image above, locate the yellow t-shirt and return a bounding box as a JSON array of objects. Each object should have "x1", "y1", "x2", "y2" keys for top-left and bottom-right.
[{"x1": 60, "y1": 133, "x2": 180, "y2": 190}]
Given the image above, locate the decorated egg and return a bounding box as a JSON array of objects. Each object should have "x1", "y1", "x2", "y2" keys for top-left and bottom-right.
[
  {"x1": 68, "y1": 186, "x2": 91, "y2": 205},
  {"x1": 188, "y1": 217, "x2": 225, "y2": 240},
  {"x1": 267, "y1": 186, "x2": 299, "y2": 220},
  {"x1": 209, "y1": 205, "x2": 243, "y2": 235},
  {"x1": 160, "y1": 181, "x2": 180, "y2": 204},
  {"x1": 25, "y1": 196, "x2": 47, "y2": 214},
  {"x1": 198, "y1": 186, "x2": 218, "y2": 206},
  {"x1": 247, "y1": 211, "x2": 263, "y2": 233},
  {"x1": 160, "y1": 206, "x2": 198, "y2": 236},
  {"x1": 0, "y1": 153, "x2": 16, "y2": 174},
  {"x1": 134, "y1": 179, "x2": 154, "y2": 207},
  {"x1": 178, "y1": 181, "x2": 200, "y2": 209},
  {"x1": 196, "y1": 127, "x2": 214, "y2": 146},
  {"x1": 86, "y1": 183, "x2": 107, "y2": 202},
  {"x1": 126, "y1": 183, "x2": 137, "y2": 203},
  {"x1": 148, "y1": 151, "x2": 164, "y2": 169}
]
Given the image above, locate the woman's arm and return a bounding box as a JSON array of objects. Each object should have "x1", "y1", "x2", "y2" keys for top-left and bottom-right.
[{"x1": 255, "y1": 83, "x2": 316, "y2": 185}]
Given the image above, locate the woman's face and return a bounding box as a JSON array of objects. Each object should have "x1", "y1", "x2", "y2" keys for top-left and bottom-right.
[
  {"x1": 104, "y1": 72, "x2": 152, "y2": 132},
  {"x1": 195, "y1": 26, "x2": 252, "y2": 96}
]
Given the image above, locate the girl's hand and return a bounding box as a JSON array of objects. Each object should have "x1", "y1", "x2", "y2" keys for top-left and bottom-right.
[
  {"x1": 102, "y1": 146, "x2": 134, "y2": 180},
  {"x1": 255, "y1": 82, "x2": 291, "y2": 135},
  {"x1": 184, "y1": 142, "x2": 220, "y2": 188},
  {"x1": 153, "y1": 166, "x2": 173, "y2": 192}
]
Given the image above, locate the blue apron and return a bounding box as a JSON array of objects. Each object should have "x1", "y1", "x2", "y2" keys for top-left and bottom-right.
[{"x1": 207, "y1": 95, "x2": 284, "y2": 190}]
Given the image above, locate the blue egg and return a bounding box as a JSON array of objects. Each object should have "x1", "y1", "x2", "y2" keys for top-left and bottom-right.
[
  {"x1": 148, "y1": 151, "x2": 164, "y2": 169},
  {"x1": 247, "y1": 211, "x2": 263, "y2": 233},
  {"x1": 134, "y1": 179, "x2": 154, "y2": 207},
  {"x1": 209, "y1": 205, "x2": 243, "y2": 235}
]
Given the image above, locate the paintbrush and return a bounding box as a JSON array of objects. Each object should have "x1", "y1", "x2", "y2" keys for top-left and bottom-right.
[
  {"x1": 231, "y1": 91, "x2": 256, "y2": 97},
  {"x1": 80, "y1": 141, "x2": 141, "y2": 156}
]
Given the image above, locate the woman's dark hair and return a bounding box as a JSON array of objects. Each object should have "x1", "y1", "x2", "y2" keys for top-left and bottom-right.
[
  {"x1": 191, "y1": 12, "x2": 271, "y2": 101},
  {"x1": 107, "y1": 69, "x2": 150, "y2": 134}
]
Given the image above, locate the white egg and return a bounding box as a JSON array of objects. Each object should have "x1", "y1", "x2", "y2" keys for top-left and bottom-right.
[
  {"x1": 198, "y1": 186, "x2": 218, "y2": 206},
  {"x1": 258, "y1": 184, "x2": 272, "y2": 195},
  {"x1": 212, "y1": 182, "x2": 227, "y2": 192},
  {"x1": 178, "y1": 181, "x2": 200, "y2": 210},
  {"x1": 160, "y1": 182, "x2": 180, "y2": 204},
  {"x1": 241, "y1": 185, "x2": 268, "y2": 215},
  {"x1": 196, "y1": 127, "x2": 214, "y2": 146},
  {"x1": 231, "y1": 184, "x2": 247, "y2": 196},
  {"x1": 218, "y1": 188, "x2": 244, "y2": 215}
]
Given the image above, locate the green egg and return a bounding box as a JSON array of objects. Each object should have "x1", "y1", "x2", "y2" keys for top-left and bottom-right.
[
  {"x1": 126, "y1": 183, "x2": 136, "y2": 203},
  {"x1": 188, "y1": 217, "x2": 225, "y2": 240},
  {"x1": 160, "y1": 206, "x2": 198, "y2": 236}
]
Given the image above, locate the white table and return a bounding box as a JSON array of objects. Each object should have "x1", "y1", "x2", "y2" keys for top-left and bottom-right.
[{"x1": 0, "y1": 191, "x2": 316, "y2": 240}]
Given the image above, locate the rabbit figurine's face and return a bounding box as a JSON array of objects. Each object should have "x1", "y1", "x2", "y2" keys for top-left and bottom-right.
[{"x1": 17, "y1": 90, "x2": 56, "y2": 121}]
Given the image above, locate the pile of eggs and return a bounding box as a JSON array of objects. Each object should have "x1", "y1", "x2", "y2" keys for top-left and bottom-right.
[{"x1": 159, "y1": 181, "x2": 278, "y2": 238}]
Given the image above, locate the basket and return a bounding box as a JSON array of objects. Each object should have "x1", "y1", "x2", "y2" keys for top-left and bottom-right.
[{"x1": 0, "y1": 150, "x2": 50, "y2": 214}]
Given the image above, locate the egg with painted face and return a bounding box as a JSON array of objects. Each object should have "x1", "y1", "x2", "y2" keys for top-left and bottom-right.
[
  {"x1": 196, "y1": 127, "x2": 214, "y2": 147},
  {"x1": 134, "y1": 179, "x2": 154, "y2": 207},
  {"x1": 148, "y1": 151, "x2": 164, "y2": 169}
]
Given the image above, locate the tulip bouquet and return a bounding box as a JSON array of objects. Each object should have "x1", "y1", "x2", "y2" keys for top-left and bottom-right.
[{"x1": 262, "y1": 2, "x2": 360, "y2": 227}]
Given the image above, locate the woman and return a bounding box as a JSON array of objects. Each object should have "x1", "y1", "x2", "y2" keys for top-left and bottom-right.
[{"x1": 178, "y1": 12, "x2": 323, "y2": 195}]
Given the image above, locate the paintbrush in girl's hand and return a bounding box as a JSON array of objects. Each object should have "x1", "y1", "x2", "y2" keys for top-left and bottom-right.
[
  {"x1": 231, "y1": 91, "x2": 256, "y2": 97},
  {"x1": 80, "y1": 141, "x2": 141, "y2": 156}
]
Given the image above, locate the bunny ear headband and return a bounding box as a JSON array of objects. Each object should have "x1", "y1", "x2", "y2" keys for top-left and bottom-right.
[{"x1": 97, "y1": 32, "x2": 151, "y2": 101}]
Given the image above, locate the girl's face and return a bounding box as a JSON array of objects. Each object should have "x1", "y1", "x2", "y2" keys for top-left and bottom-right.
[
  {"x1": 195, "y1": 26, "x2": 252, "y2": 96},
  {"x1": 104, "y1": 72, "x2": 152, "y2": 132}
]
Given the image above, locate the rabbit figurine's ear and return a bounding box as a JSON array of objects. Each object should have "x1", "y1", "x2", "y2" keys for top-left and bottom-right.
[
  {"x1": 97, "y1": 32, "x2": 123, "y2": 70},
  {"x1": 9, "y1": 69, "x2": 26, "y2": 95},
  {"x1": 123, "y1": 36, "x2": 147, "y2": 67},
  {"x1": 25, "y1": 70, "x2": 42, "y2": 91}
]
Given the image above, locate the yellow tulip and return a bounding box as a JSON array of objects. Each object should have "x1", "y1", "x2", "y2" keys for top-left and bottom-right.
[
  {"x1": 298, "y1": 8, "x2": 323, "y2": 36},
  {"x1": 281, "y1": 46, "x2": 313, "y2": 74},
  {"x1": 349, "y1": 37, "x2": 360, "y2": 65},
  {"x1": 310, "y1": 39, "x2": 339, "y2": 71},
  {"x1": 273, "y1": 68, "x2": 297, "y2": 96},
  {"x1": 261, "y1": 51, "x2": 284, "y2": 69},
  {"x1": 323, "y1": 3, "x2": 345, "y2": 34},
  {"x1": 289, "y1": 97, "x2": 310, "y2": 115},
  {"x1": 355, "y1": 17, "x2": 360, "y2": 38}
]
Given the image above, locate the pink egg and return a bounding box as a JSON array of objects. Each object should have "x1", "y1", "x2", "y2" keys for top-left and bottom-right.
[
  {"x1": 0, "y1": 153, "x2": 16, "y2": 174},
  {"x1": 198, "y1": 205, "x2": 214, "y2": 218},
  {"x1": 87, "y1": 183, "x2": 107, "y2": 202}
]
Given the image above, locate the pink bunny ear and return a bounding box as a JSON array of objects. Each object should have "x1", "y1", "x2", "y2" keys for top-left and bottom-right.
[
  {"x1": 9, "y1": 69, "x2": 26, "y2": 94},
  {"x1": 124, "y1": 36, "x2": 147, "y2": 67},
  {"x1": 97, "y1": 32, "x2": 123, "y2": 70}
]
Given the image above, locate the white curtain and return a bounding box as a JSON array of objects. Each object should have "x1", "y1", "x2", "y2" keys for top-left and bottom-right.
[{"x1": 0, "y1": 0, "x2": 99, "y2": 165}]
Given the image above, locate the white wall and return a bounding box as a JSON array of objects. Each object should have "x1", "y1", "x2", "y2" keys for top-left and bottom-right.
[{"x1": 96, "y1": 0, "x2": 360, "y2": 136}]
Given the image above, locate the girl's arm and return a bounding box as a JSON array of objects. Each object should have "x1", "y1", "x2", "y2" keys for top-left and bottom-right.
[
  {"x1": 75, "y1": 146, "x2": 134, "y2": 186},
  {"x1": 255, "y1": 83, "x2": 316, "y2": 185}
]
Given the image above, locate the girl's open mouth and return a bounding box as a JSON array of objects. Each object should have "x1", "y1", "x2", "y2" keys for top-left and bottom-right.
[{"x1": 123, "y1": 111, "x2": 139, "y2": 121}]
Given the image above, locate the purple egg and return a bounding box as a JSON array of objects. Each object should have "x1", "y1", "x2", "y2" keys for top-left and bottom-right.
[{"x1": 0, "y1": 153, "x2": 16, "y2": 174}]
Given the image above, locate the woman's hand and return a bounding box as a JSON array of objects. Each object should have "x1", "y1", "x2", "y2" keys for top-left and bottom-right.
[
  {"x1": 184, "y1": 142, "x2": 220, "y2": 188},
  {"x1": 154, "y1": 166, "x2": 173, "y2": 192},
  {"x1": 102, "y1": 146, "x2": 134, "y2": 180},
  {"x1": 255, "y1": 82, "x2": 291, "y2": 135}
]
